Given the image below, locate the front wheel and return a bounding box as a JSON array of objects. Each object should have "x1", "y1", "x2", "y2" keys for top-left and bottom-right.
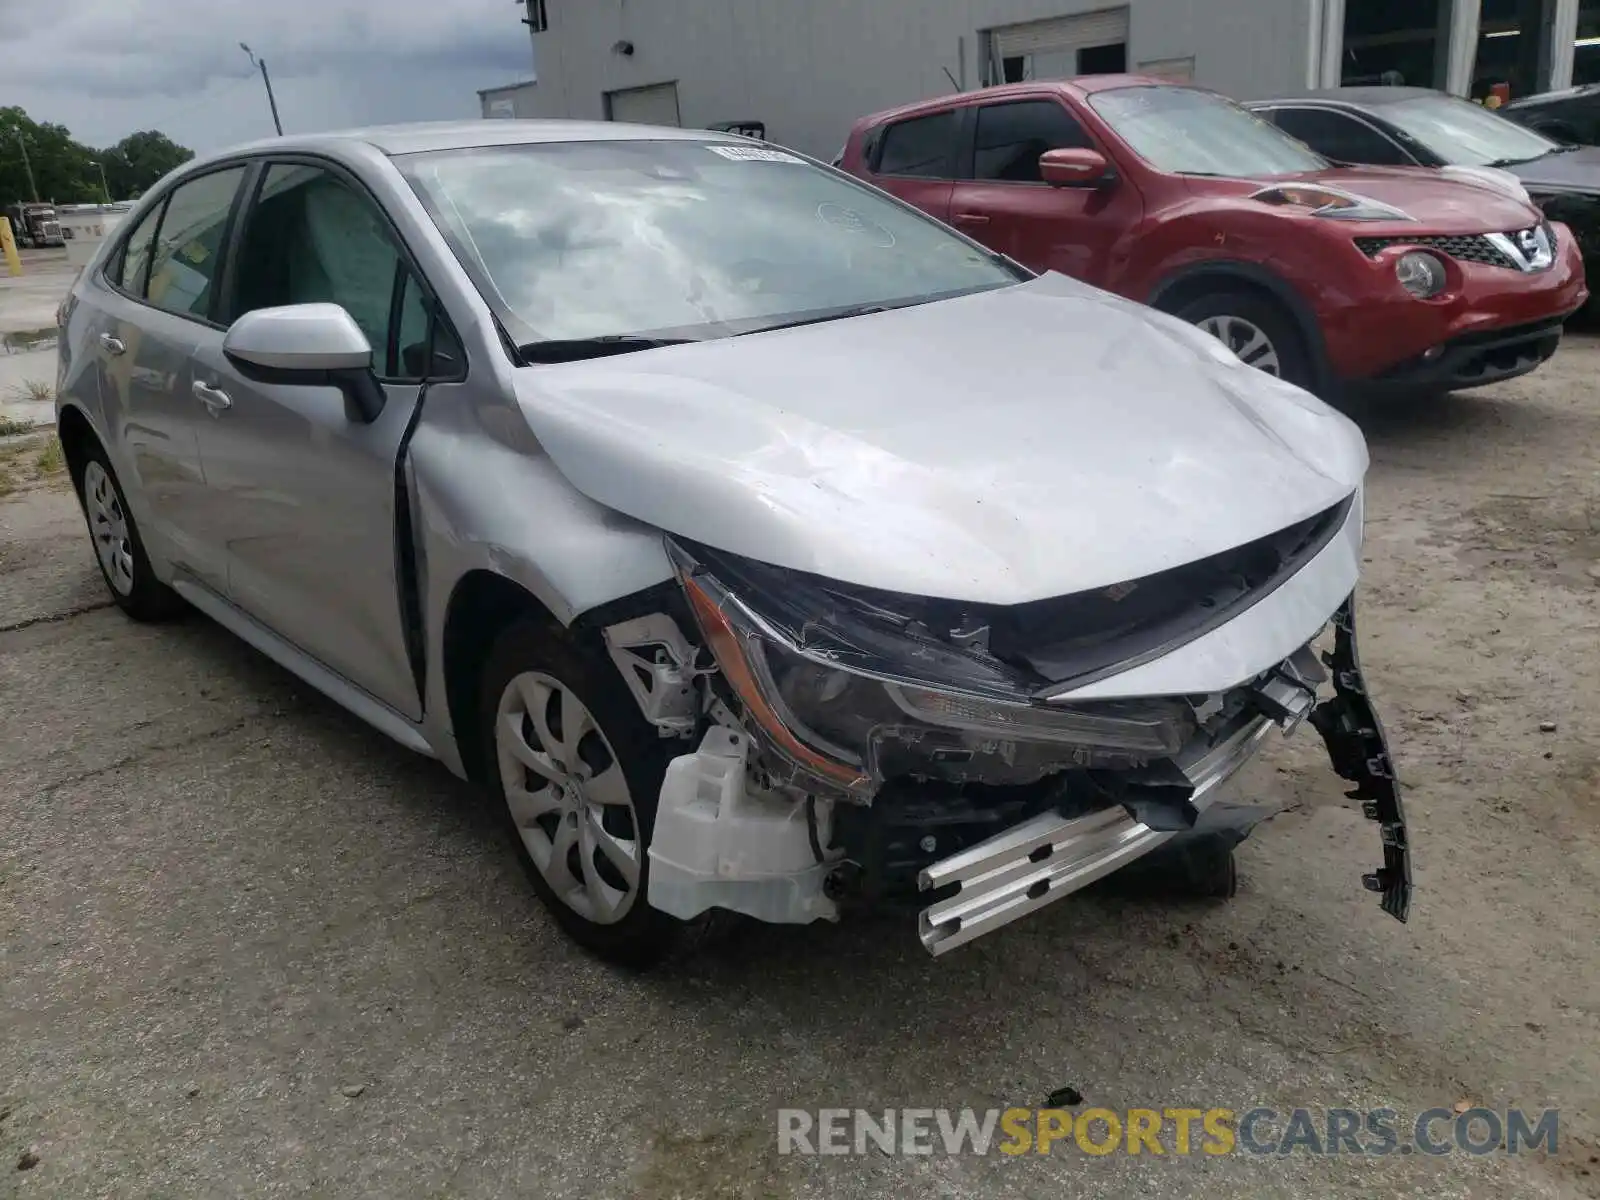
[
  {"x1": 477, "y1": 617, "x2": 703, "y2": 967},
  {"x1": 1175, "y1": 289, "x2": 1315, "y2": 392}
]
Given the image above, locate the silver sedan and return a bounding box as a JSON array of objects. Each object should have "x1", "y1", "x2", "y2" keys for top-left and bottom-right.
[{"x1": 54, "y1": 121, "x2": 1409, "y2": 965}]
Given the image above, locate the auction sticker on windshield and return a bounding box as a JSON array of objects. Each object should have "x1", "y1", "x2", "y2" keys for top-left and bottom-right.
[{"x1": 707, "y1": 145, "x2": 804, "y2": 163}]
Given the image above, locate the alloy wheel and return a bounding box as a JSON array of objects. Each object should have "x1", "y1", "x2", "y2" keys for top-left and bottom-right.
[
  {"x1": 1196, "y1": 315, "x2": 1282, "y2": 376},
  {"x1": 494, "y1": 671, "x2": 643, "y2": 925},
  {"x1": 82, "y1": 461, "x2": 135, "y2": 596}
]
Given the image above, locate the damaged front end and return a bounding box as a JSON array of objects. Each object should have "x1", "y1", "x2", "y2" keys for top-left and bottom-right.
[{"x1": 615, "y1": 522, "x2": 1409, "y2": 956}]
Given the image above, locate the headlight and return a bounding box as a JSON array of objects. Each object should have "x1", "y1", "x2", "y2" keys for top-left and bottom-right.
[
  {"x1": 1250, "y1": 183, "x2": 1414, "y2": 222},
  {"x1": 670, "y1": 541, "x2": 1190, "y2": 795},
  {"x1": 1395, "y1": 250, "x2": 1448, "y2": 299}
]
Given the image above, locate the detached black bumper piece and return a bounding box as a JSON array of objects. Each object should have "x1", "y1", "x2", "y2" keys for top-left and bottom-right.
[
  {"x1": 1368, "y1": 315, "x2": 1567, "y2": 394},
  {"x1": 1310, "y1": 595, "x2": 1411, "y2": 921}
]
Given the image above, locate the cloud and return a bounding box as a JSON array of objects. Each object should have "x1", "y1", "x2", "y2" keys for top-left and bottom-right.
[{"x1": 0, "y1": 0, "x2": 534, "y2": 151}]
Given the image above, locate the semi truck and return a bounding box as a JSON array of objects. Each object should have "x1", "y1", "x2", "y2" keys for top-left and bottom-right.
[{"x1": 3, "y1": 202, "x2": 65, "y2": 248}]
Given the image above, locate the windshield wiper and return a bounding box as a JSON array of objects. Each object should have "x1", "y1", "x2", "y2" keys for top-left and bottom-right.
[
  {"x1": 1484, "y1": 148, "x2": 1570, "y2": 168},
  {"x1": 518, "y1": 335, "x2": 696, "y2": 364},
  {"x1": 737, "y1": 303, "x2": 896, "y2": 336}
]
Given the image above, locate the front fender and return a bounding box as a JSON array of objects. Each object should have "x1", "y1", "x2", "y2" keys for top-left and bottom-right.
[{"x1": 1146, "y1": 257, "x2": 1334, "y2": 398}]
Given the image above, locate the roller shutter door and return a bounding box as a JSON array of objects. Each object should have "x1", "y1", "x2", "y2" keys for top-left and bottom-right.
[
  {"x1": 992, "y1": 7, "x2": 1130, "y2": 59},
  {"x1": 606, "y1": 82, "x2": 682, "y2": 127}
]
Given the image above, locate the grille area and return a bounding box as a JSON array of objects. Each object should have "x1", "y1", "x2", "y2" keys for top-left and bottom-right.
[
  {"x1": 1354, "y1": 233, "x2": 1518, "y2": 269},
  {"x1": 990, "y1": 495, "x2": 1355, "y2": 690}
]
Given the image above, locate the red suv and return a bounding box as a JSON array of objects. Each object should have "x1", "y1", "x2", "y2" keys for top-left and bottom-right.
[{"x1": 840, "y1": 77, "x2": 1588, "y2": 396}]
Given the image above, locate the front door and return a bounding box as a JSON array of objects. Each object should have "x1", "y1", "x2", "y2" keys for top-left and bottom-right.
[
  {"x1": 945, "y1": 97, "x2": 1144, "y2": 288},
  {"x1": 191, "y1": 161, "x2": 445, "y2": 719},
  {"x1": 93, "y1": 166, "x2": 248, "y2": 591}
]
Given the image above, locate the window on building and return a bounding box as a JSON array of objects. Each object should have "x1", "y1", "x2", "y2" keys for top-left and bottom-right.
[
  {"x1": 145, "y1": 168, "x2": 246, "y2": 320},
  {"x1": 1269, "y1": 107, "x2": 1414, "y2": 165},
  {"x1": 1077, "y1": 43, "x2": 1128, "y2": 74},
  {"x1": 1341, "y1": 0, "x2": 1449, "y2": 88},
  {"x1": 876, "y1": 112, "x2": 958, "y2": 178},
  {"x1": 972, "y1": 101, "x2": 1095, "y2": 182}
]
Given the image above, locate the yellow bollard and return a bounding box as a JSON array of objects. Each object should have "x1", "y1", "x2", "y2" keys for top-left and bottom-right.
[{"x1": 1, "y1": 216, "x2": 21, "y2": 276}]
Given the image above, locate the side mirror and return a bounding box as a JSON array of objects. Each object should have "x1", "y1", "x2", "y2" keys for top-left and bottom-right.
[
  {"x1": 1040, "y1": 147, "x2": 1114, "y2": 188},
  {"x1": 223, "y1": 303, "x2": 386, "y2": 423}
]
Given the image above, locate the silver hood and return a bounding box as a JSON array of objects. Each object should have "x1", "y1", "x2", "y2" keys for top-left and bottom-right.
[{"x1": 510, "y1": 272, "x2": 1368, "y2": 605}]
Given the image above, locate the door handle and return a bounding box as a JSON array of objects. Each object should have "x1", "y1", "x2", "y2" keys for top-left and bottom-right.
[
  {"x1": 191, "y1": 380, "x2": 233, "y2": 414},
  {"x1": 952, "y1": 212, "x2": 991, "y2": 226},
  {"x1": 99, "y1": 333, "x2": 126, "y2": 356}
]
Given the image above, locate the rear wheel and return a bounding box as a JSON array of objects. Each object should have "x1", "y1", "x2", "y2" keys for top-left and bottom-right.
[
  {"x1": 75, "y1": 446, "x2": 185, "y2": 622},
  {"x1": 477, "y1": 617, "x2": 702, "y2": 967},
  {"x1": 1175, "y1": 289, "x2": 1314, "y2": 391}
]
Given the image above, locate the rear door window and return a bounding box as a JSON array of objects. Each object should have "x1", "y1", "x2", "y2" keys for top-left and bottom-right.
[
  {"x1": 972, "y1": 100, "x2": 1095, "y2": 182},
  {"x1": 876, "y1": 112, "x2": 958, "y2": 178},
  {"x1": 145, "y1": 167, "x2": 248, "y2": 320}
]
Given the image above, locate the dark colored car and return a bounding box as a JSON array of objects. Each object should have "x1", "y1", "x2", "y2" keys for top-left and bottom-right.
[
  {"x1": 1503, "y1": 83, "x2": 1600, "y2": 145},
  {"x1": 1246, "y1": 87, "x2": 1600, "y2": 292},
  {"x1": 841, "y1": 78, "x2": 1587, "y2": 398}
]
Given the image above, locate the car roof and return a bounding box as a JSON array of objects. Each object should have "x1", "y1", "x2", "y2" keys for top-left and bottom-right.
[
  {"x1": 856, "y1": 75, "x2": 1193, "y2": 126},
  {"x1": 190, "y1": 119, "x2": 739, "y2": 165},
  {"x1": 1246, "y1": 87, "x2": 1443, "y2": 109}
]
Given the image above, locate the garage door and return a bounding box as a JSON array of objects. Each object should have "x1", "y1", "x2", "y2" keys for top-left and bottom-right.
[
  {"x1": 991, "y1": 7, "x2": 1130, "y2": 59},
  {"x1": 605, "y1": 82, "x2": 682, "y2": 127}
]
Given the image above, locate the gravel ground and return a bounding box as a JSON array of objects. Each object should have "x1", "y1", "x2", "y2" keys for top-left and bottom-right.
[{"x1": 1, "y1": 342, "x2": 1598, "y2": 1199}]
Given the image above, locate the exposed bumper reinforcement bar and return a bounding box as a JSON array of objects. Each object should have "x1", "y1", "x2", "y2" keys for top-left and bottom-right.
[
  {"x1": 916, "y1": 591, "x2": 1410, "y2": 954},
  {"x1": 916, "y1": 716, "x2": 1275, "y2": 956}
]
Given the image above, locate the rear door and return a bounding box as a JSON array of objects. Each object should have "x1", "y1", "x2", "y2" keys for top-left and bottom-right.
[
  {"x1": 189, "y1": 158, "x2": 462, "y2": 719},
  {"x1": 90, "y1": 166, "x2": 249, "y2": 591},
  {"x1": 945, "y1": 96, "x2": 1144, "y2": 286},
  {"x1": 861, "y1": 109, "x2": 960, "y2": 222}
]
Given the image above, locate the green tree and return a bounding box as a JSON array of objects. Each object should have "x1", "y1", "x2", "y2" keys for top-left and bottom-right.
[
  {"x1": 99, "y1": 131, "x2": 194, "y2": 201},
  {"x1": 0, "y1": 106, "x2": 98, "y2": 208},
  {"x1": 0, "y1": 108, "x2": 193, "y2": 209}
]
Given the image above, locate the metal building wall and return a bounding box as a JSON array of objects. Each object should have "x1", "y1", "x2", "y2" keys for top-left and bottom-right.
[
  {"x1": 516, "y1": 0, "x2": 1316, "y2": 159},
  {"x1": 479, "y1": 81, "x2": 542, "y2": 119}
]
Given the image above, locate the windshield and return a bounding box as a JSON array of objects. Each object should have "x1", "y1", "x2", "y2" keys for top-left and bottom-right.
[
  {"x1": 1089, "y1": 86, "x2": 1328, "y2": 177},
  {"x1": 398, "y1": 140, "x2": 1023, "y2": 347},
  {"x1": 1379, "y1": 95, "x2": 1559, "y2": 167}
]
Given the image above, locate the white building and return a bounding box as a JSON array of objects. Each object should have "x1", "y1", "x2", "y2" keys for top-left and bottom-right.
[{"x1": 484, "y1": 0, "x2": 1600, "y2": 160}]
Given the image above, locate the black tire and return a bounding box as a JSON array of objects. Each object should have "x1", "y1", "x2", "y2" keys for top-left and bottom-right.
[
  {"x1": 1174, "y1": 289, "x2": 1315, "y2": 392},
  {"x1": 476, "y1": 616, "x2": 703, "y2": 968},
  {"x1": 73, "y1": 440, "x2": 186, "y2": 622}
]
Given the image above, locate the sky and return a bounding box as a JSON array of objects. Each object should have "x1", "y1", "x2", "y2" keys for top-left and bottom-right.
[{"x1": 0, "y1": 0, "x2": 535, "y2": 152}]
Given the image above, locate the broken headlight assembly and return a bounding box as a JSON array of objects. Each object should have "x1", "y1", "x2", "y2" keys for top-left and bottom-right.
[{"x1": 668, "y1": 540, "x2": 1192, "y2": 799}]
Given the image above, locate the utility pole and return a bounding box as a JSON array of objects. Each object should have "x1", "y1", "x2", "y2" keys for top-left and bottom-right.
[
  {"x1": 240, "y1": 43, "x2": 284, "y2": 135},
  {"x1": 16, "y1": 131, "x2": 38, "y2": 201},
  {"x1": 95, "y1": 160, "x2": 111, "y2": 203}
]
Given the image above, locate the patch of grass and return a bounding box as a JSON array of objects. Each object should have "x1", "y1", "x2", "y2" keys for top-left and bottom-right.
[
  {"x1": 35, "y1": 436, "x2": 65, "y2": 476},
  {"x1": 0, "y1": 432, "x2": 68, "y2": 497},
  {"x1": 18, "y1": 379, "x2": 53, "y2": 403},
  {"x1": 0, "y1": 415, "x2": 35, "y2": 437}
]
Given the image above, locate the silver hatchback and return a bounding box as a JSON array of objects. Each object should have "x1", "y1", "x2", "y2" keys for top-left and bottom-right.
[{"x1": 55, "y1": 121, "x2": 1409, "y2": 964}]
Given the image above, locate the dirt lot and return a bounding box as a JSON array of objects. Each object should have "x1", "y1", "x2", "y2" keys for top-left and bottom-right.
[{"x1": 1, "y1": 342, "x2": 1598, "y2": 1199}]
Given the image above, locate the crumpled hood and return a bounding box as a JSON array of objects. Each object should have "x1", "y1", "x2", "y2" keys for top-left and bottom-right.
[{"x1": 510, "y1": 273, "x2": 1369, "y2": 605}]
